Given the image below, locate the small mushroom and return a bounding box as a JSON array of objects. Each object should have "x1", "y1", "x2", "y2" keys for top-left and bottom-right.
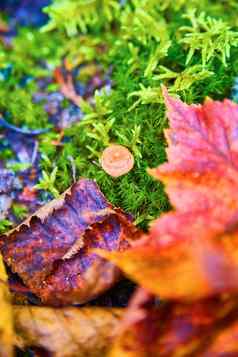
[{"x1": 101, "y1": 144, "x2": 134, "y2": 178}]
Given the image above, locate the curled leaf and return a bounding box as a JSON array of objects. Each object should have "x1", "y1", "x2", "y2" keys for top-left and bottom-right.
[
  {"x1": 1, "y1": 179, "x2": 140, "y2": 305},
  {"x1": 14, "y1": 306, "x2": 122, "y2": 357}
]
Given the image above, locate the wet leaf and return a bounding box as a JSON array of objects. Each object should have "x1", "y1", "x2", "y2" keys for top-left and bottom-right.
[
  {"x1": 14, "y1": 305, "x2": 122, "y2": 357},
  {"x1": 100, "y1": 90, "x2": 238, "y2": 300},
  {"x1": 1, "y1": 179, "x2": 140, "y2": 305},
  {"x1": 0, "y1": 254, "x2": 14, "y2": 357}
]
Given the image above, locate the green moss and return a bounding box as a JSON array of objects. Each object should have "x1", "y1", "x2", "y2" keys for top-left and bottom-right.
[
  {"x1": 0, "y1": 219, "x2": 12, "y2": 234},
  {"x1": 12, "y1": 204, "x2": 28, "y2": 220},
  {"x1": 2, "y1": 1, "x2": 238, "y2": 229},
  {"x1": 0, "y1": 85, "x2": 49, "y2": 129},
  {"x1": 0, "y1": 27, "x2": 65, "y2": 129},
  {"x1": 36, "y1": 0, "x2": 238, "y2": 228},
  {"x1": 42, "y1": 0, "x2": 120, "y2": 35},
  {"x1": 35, "y1": 167, "x2": 60, "y2": 198},
  {"x1": 0, "y1": 148, "x2": 13, "y2": 161},
  {"x1": 0, "y1": 28, "x2": 64, "y2": 79}
]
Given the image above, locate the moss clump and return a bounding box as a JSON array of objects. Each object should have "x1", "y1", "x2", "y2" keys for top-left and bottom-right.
[
  {"x1": 2, "y1": 1, "x2": 238, "y2": 229},
  {"x1": 0, "y1": 85, "x2": 48, "y2": 129},
  {"x1": 0, "y1": 28, "x2": 63, "y2": 129}
]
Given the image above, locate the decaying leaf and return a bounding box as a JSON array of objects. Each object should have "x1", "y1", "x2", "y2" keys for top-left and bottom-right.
[
  {"x1": 99, "y1": 89, "x2": 238, "y2": 301},
  {"x1": 1, "y1": 179, "x2": 140, "y2": 305},
  {"x1": 14, "y1": 306, "x2": 122, "y2": 357},
  {"x1": 0, "y1": 254, "x2": 14, "y2": 357},
  {"x1": 109, "y1": 288, "x2": 238, "y2": 357}
]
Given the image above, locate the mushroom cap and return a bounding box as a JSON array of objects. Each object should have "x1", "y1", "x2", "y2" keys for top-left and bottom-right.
[{"x1": 100, "y1": 144, "x2": 134, "y2": 178}]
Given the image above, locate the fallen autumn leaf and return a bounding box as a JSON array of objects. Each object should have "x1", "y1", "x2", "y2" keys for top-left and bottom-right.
[
  {"x1": 1, "y1": 179, "x2": 140, "y2": 305},
  {"x1": 100, "y1": 89, "x2": 238, "y2": 300},
  {"x1": 14, "y1": 306, "x2": 122, "y2": 357},
  {"x1": 0, "y1": 254, "x2": 14, "y2": 357}
]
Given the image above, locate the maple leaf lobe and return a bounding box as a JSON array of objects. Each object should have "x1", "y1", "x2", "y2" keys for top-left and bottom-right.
[{"x1": 101, "y1": 92, "x2": 238, "y2": 302}]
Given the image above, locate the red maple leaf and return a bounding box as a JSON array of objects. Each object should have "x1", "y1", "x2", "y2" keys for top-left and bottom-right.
[
  {"x1": 104, "y1": 90, "x2": 238, "y2": 356},
  {"x1": 101, "y1": 89, "x2": 238, "y2": 300}
]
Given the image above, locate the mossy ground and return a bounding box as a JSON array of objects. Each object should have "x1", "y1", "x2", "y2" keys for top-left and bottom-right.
[{"x1": 1, "y1": 1, "x2": 238, "y2": 231}]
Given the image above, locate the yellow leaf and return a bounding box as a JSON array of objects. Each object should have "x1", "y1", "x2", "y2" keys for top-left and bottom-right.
[
  {"x1": 14, "y1": 306, "x2": 122, "y2": 357},
  {"x1": 0, "y1": 254, "x2": 14, "y2": 357}
]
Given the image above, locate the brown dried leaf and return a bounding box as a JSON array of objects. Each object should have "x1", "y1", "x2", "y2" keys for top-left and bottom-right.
[
  {"x1": 1, "y1": 179, "x2": 140, "y2": 305},
  {"x1": 14, "y1": 306, "x2": 122, "y2": 357}
]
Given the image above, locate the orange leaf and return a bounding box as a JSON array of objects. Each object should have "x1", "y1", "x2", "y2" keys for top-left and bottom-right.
[
  {"x1": 0, "y1": 255, "x2": 14, "y2": 357},
  {"x1": 109, "y1": 288, "x2": 238, "y2": 357},
  {"x1": 99, "y1": 90, "x2": 238, "y2": 300}
]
